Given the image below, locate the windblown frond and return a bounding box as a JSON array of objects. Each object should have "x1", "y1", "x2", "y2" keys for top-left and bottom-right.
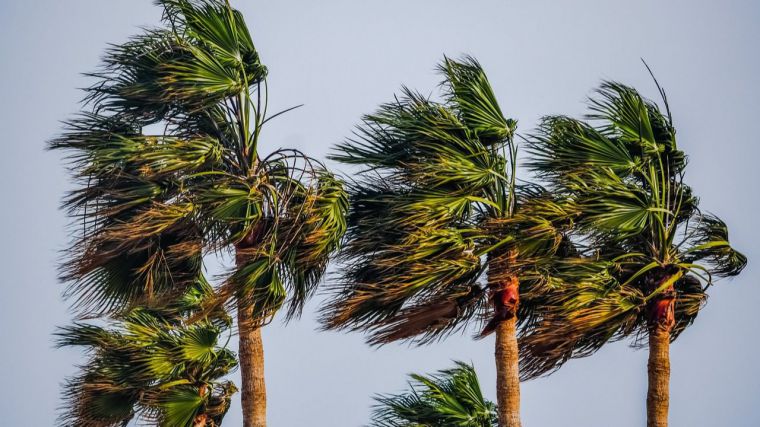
[
  {"x1": 682, "y1": 214, "x2": 747, "y2": 278},
  {"x1": 370, "y1": 361, "x2": 497, "y2": 427},
  {"x1": 87, "y1": 0, "x2": 265, "y2": 123},
  {"x1": 57, "y1": 304, "x2": 236, "y2": 427},
  {"x1": 280, "y1": 171, "x2": 349, "y2": 319},
  {"x1": 439, "y1": 55, "x2": 515, "y2": 144}
]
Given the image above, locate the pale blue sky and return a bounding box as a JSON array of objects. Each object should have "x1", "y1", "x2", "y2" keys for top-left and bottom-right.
[{"x1": 1, "y1": 1, "x2": 758, "y2": 425}]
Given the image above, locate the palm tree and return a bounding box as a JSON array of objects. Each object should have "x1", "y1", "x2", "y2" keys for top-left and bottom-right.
[
  {"x1": 522, "y1": 77, "x2": 747, "y2": 426},
  {"x1": 322, "y1": 57, "x2": 575, "y2": 427},
  {"x1": 57, "y1": 281, "x2": 237, "y2": 427},
  {"x1": 369, "y1": 362, "x2": 497, "y2": 427},
  {"x1": 50, "y1": 1, "x2": 347, "y2": 426}
]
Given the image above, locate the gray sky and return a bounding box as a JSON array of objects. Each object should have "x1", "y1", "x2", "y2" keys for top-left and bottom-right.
[{"x1": 1, "y1": 0, "x2": 758, "y2": 425}]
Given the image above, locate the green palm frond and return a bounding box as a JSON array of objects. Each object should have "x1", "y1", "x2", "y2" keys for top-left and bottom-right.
[
  {"x1": 483, "y1": 186, "x2": 576, "y2": 261},
  {"x1": 57, "y1": 302, "x2": 237, "y2": 427},
  {"x1": 519, "y1": 270, "x2": 643, "y2": 379},
  {"x1": 62, "y1": 237, "x2": 204, "y2": 315},
  {"x1": 280, "y1": 171, "x2": 349, "y2": 319},
  {"x1": 588, "y1": 82, "x2": 681, "y2": 166},
  {"x1": 323, "y1": 217, "x2": 484, "y2": 341},
  {"x1": 439, "y1": 55, "x2": 515, "y2": 144},
  {"x1": 160, "y1": 0, "x2": 261, "y2": 72},
  {"x1": 332, "y1": 88, "x2": 507, "y2": 196},
  {"x1": 87, "y1": 1, "x2": 265, "y2": 122},
  {"x1": 528, "y1": 116, "x2": 638, "y2": 181},
  {"x1": 682, "y1": 214, "x2": 747, "y2": 279},
  {"x1": 229, "y1": 256, "x2": 286, "y2": 322},
  {"x1": 370, "y1": 361, "x2": 497, "y2": 427},
  {"x1": 159, "y1": 387, "x2": 206, "y2": 427}
]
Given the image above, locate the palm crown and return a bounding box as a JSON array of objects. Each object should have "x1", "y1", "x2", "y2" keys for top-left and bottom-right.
[
  {"x1": 520, "y1": 79, "x2": 747, "y2": 378},
  {"x1": 323, "y1": 57, "x2": 574, "y2": 344},
  {"x1": 370, "y1": 362, "x2": 497, "y2": 427},
  {"x1": 50, "y1": 0, "x2": 347, "y2": 324},
  {"x1": 57, "y1": 281, "x2": 237, "y2": 427}
]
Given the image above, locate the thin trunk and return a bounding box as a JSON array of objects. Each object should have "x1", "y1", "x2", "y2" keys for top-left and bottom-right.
[
  {"x1": 645, "y1": 269, "x2": 680, "y2": 427},
  {"x1": 237, "y1": 301, "x2": 267, "y2": 427},
  {"x1": 495, "y1": 315, "x2": 521, "y2": 427},
  {"x1": 236, "y1": 225, "x2": 268, "y2": 427},
  {"x1": 488, "y1": 251, "x2": 521, "y2": 427},
  {"x1": 647, "y1": 327, "x2": 670, "y2": 427}
]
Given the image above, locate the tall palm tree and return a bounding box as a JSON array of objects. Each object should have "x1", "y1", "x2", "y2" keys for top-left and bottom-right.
[
  {"x1": 369, "y1": 362, "x2": 497, "y2": 427},
  {"x1": 522, "y1": 78, "x2": 747, "y2": 426},
  {"x1": 57, "y1": 281, "x2": 237, "y2": 427},
  {"x1": 50, "y1": 1, "x2": 347, "y2": 426},
  {"x1": 321, "y1": 57, "x2": 575, "y2": 427}
]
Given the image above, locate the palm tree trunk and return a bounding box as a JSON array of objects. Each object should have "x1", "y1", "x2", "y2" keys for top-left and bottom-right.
[
  {"x1": 488, "y1": 250, "x2": 521, "y2": 427},
  {"x1": 237, "y1": 301, "x2": 267, "y2": 427},
  {"x1": 647, "y1": 327, "x2": 670, "y2": 427},
  {"x1": 645, "y1": 269, "x2": 681, "y2": 427},
  {"x1": 235, "y1": 225, "x2": 268, "y2": 427},
  {"x1": 495, "y1": 315, "x2": 521, "y2": 427}
]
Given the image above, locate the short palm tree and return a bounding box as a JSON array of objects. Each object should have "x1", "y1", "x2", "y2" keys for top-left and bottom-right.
[
  {"x1": 522, "y1": 79, "x2": 747, "y2": 426},
  {"x1": 370, "y1": 362, "x2": 497, "y2": 427},
  {"x1": 57, "y1": 281, "x2": 237, "y2": 427},
  {"x1": 51, "y1": 1, "x2": 347, "y2": 426},
  {"x1": 322, "y1": 57, "x2": 575, "y2": 426}
]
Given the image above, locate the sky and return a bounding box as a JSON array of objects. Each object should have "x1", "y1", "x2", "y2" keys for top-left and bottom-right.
[{"x1": 0, "y1": 0, "x2": 758, "y2": 426}]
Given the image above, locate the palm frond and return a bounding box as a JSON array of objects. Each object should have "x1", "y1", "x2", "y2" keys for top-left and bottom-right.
[
  {"x1": 86, "y1": 1, "x2": 265, "y2": 122},
  {"x1": 439, "y1": 55, "x2": 515, "y2": 144},
  {"x1": 57, "y1": 305, "x2": 237, "y2": 427},
  {"x1": 370, "y1": 361, "x2": 497, "y2": 427},
  {"x1": 682, "y1": 214, "x2": 747, "y2": 279},
  {"x1": 279, "y1": 170, "x2": 349, "y2": 319}
]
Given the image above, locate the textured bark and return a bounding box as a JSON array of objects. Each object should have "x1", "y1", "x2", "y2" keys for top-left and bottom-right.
[
  {"x1": 238, "y1": 302, "x2": 267, "y2": 427},
  {"x1": 644, "y1": 270, "x2": 680, "y2": 427},
  {"x1": 495, "y1": 315, "x2": 521, "y2": 427},
  {"x1": 647, "y1": 327, "x2": 670, "y2": 427},
  {"x1": 644, "y1": 269, "x2": 681, "y2": 427},
  {"x1": 489, "y1": 250, "x2": 521, "y2": 427},
  {"x1": 236, "y1": 223, "x2": 268, "y2": 427}
]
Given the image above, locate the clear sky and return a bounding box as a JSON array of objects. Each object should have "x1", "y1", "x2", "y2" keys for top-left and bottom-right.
[{"x1": 1, "y1": 0, "x2": 758, "y2": 426}]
